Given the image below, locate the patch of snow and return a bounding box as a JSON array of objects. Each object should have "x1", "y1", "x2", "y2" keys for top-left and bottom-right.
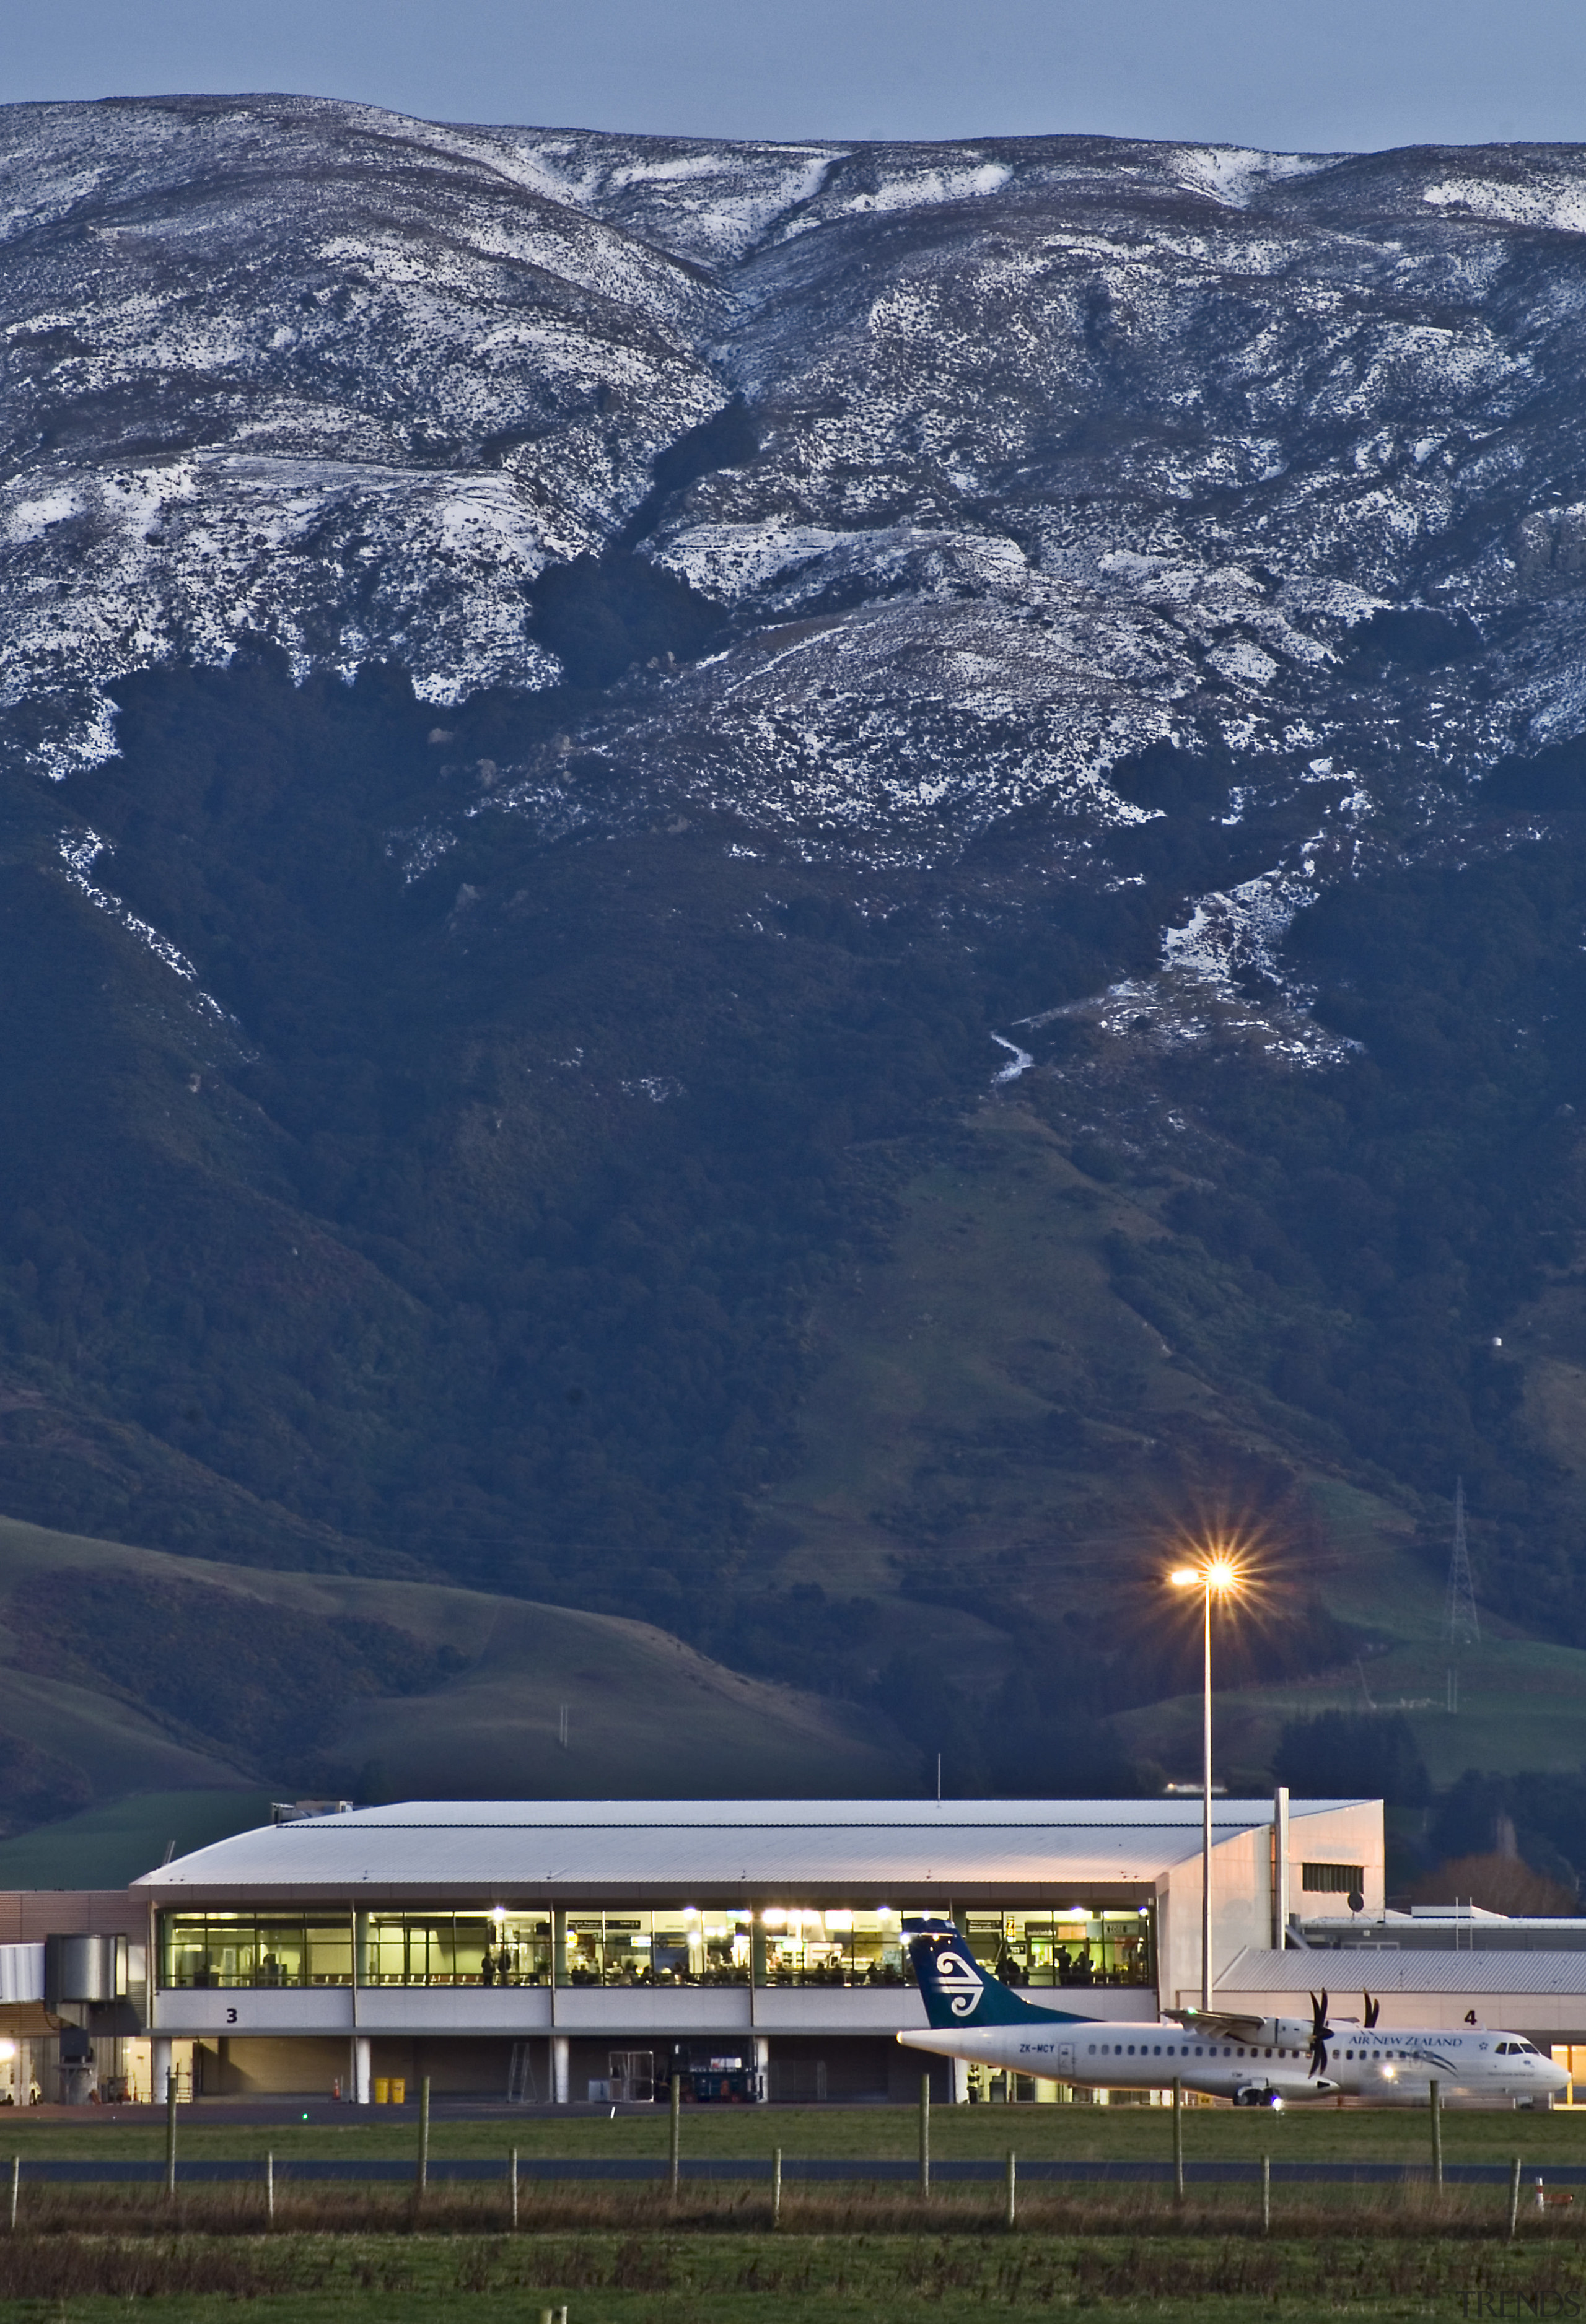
[
  {"x1": 1206, "y1": 639, "x2": 1281, "y2": 686},
  {"x1": 991, "y1": 1033, "x2": 1034, "y2": 1083},
  {"x1": 829, "y1": 160, "x2": 1013, "y2": 221},
  {"x1": 1167, "y1": 144, "x2": 1347, "y2": 209},
  {"x1": 1422, "y1": 173, "x2": 1586, "y2": 235},
  {"x1": 57, "y1": 829, "x2": 229, "y2": 1016},
  {"x1": 6, "y1": 488, "x2": 79, "y2": 541}
]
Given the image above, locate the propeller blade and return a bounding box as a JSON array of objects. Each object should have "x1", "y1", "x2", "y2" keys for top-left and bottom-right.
[
  {"x1": 1364, "y1": 1992, "x2": 1380, "y2": 2030},
  {"x1": 1308, "y1": 1988, "x2": 1331, "y2": 2077}
]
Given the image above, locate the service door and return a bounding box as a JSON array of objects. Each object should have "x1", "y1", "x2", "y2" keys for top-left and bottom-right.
[{"x1": 1057, "y1": 2042, "x2": 1076, "y2": 2077}]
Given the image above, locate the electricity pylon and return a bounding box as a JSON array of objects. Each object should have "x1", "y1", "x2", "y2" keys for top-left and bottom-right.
[{"x1": 1444, "y1": 1477, "x2": 1479, "y2": 1711}]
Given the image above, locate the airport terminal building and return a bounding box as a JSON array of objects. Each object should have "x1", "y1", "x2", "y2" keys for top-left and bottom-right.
[{"x1": 112, "y1": 1794, "x2": 1382, "y2": 2103}]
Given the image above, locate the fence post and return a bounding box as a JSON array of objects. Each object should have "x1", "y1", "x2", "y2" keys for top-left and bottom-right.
[
  {"x1": 165, "y1": 2071, "x2": 178, "y2": 2203},
  {"x1": 1430, "y1": 2079, "x2": 1444, "y2": 2192},
  {"x1": 772, "y1": 2146, "x2": 782, "y2": 2230},
  {"x1": 1005, "y1": 2149, "x2": 1016, "y2": 2230},
  {"x1": 1261, "y1": 2154, "x2": 1271, "y2": 2237},
  {"x1": 669, "y1": 2068, "x2": 681, "y2": 2203},
  {"x1": 7, "y1": 2156, "x2": 16, "y2": 2234},
  {"x1": 265, "y1": 2151, "x2": 274, "y2": 2226},
  {"x1": 415, "y1": 2075, "x2": 430, "y2": 2206},
  {"x1": 510, "y1": 2146, "x2": 519, "y2": 2231},
  {"x1": 1172, "y1": 2079, "x2": 1184, "y2": 2207},
  {"x1": 919, "y1": 2073, "x2": 931, "y2": 2200},
  {"x1": 1509, "y1": 2154, "x2": 1523, "y2": 2240}
]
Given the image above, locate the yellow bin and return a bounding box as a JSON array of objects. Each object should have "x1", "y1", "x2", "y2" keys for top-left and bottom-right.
[
  {"x1": 390, "y1": 2078, "x2": 406, "y2": 2106},
  {"x1": 373, "y1": 2078, "x2": 390, "y2": 2105}
]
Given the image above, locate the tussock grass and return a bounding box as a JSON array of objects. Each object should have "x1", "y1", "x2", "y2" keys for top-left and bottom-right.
[{"x1": 0, "y1": 2221, "x2": 1584, "y2": 2311}]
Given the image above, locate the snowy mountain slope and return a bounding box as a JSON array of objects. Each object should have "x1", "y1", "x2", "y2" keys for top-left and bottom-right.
[
  {"x1": 0, "y1": 96, "x2": 726, "y2": 765},
  {"x1": 7, "y1": 97, "x2": 1586, "y2": 901}
]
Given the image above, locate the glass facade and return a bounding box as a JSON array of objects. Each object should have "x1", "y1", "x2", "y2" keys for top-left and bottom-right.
[
  {"x1": 757, "y1": 1907, "x2": 910, "y2": 1986},
  {"x1": 564, "y1": 1910, "x2": 749, "y2": 1986},
  {"x1": 162, "y1": 1915, "x2": 353, "y2": 1988},
  {"x1": 157, "y1": 1903, "x2": 1154, "y2": 1990},
  {"x1": 361, "y1": 1913, "x2": 552, "y2": 1986},
  {"x1": 961, "y1": 1908, "x2": 1154, "y2": 1988}
]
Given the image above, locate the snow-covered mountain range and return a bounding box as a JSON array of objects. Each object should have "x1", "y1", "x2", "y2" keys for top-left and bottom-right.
[{"x1": 7, "y1": 98, "x2": 1586, "y2": 898}]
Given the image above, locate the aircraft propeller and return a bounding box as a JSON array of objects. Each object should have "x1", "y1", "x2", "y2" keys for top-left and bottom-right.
[
  {"x1": 1364, "y1": 1993, "x2": 1380, "y2": 2030},
  {"x1": 1307, "y1": 1990, "x2": 1333, "y2": 2079}
]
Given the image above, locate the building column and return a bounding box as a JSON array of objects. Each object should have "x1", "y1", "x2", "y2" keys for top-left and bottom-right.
[
  {"x1": 551, "y1": 2035, "x2": 569, "y2": 2105},
  {"x1": 753, "y1": 2035, "x2": 769, "y2": 2103},
  {"x1": 151, "y1": 2035, "x2": 172, "y2": 2105},
  {"x1": 353, "y1": 2036, "x2": 372, "y2": 2107},
  {"x1": 950, "y1": 2055, "x2": 969, "y2": 2105}
]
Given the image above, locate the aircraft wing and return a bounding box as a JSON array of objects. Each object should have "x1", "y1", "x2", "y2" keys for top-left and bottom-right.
[{"x1": 1161, "y1": 2009, "x2": 1271, "y2": 2041}]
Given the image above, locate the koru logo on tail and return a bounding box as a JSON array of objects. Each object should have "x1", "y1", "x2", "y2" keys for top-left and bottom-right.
[{"x1": 935, "y1": 1950, "x2": 983, "y2": 2017}]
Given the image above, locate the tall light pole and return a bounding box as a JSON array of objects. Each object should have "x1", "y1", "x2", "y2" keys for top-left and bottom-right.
[{"x1": 1170, "y1": 1555, "x2": 1243, "y2": 2012}]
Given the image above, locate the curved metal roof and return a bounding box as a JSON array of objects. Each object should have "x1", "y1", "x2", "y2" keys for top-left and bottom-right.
[{"x1": 134, "y1": 1796, "x2": 1369, "y2": 1902}]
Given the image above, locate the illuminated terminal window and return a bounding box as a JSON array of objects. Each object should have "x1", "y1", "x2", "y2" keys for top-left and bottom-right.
[
  {"x1": 162, "y1": 1915, "x2": 353, "y2": 1989},
  {"x1": 360, "y1": 1913, "x2": 552, "y2": 1987},
  {"x1": 960, "y1": 1908, "x2": 1154, "y2": 1989},
  {"x1": 562, "y1": 1910, "x2": 749, "y2": 1986},
  {"x1": 157, "y1": 1902, "x2": 1152, "y2": 1990},
  {"x1": 756, "y1": 1907, "x2": 911, "y2": 1986}
]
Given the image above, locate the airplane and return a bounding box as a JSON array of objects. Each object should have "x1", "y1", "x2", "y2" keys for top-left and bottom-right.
[{"x1": 896, "y1": 1919, "x2": 1569, "y2": 2108}]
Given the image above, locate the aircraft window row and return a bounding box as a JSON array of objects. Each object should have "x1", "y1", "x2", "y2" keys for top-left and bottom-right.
[{"x1": 1084, "y1": 2043, "x2": 1302, "y2": 2060}]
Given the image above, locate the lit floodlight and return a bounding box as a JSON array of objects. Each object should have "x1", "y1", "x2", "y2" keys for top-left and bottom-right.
[
  {"x1": 1168, "y1": 1567, "x2": 1199, "y2": 1587},
  {"x1": 490, "y1": 1906, "x2": 507, "y2": 1923}
]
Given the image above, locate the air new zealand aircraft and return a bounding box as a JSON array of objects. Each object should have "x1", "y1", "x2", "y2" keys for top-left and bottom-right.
[{"x1": 897, "y1": 1920, "x2": 1567, "y2": 2107}]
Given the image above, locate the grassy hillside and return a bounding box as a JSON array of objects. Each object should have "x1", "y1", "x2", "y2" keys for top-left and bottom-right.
[
  {"x1": 0, "y1": 1789, "x2": 273, "y2": 1890},
  {"x1": 2, "y1": 664, "x2": 1586, "y2": 1876},
  {"x1": 758, "y1": 1099, "x2": 1586, "y2": 1798},
  {"x1": 0, "y1": 1513, "x2": 916, "y2": 1825}
]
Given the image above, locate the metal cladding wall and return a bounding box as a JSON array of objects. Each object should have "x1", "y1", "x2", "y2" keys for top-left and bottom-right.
[{"x1": 1218, "y1": 1947, "x2": 1586, "y2": 2045}]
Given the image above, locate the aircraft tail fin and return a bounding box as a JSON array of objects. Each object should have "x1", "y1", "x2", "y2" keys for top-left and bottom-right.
[{"x1": 903, "y1": 1918, "x2": 1092, "y2": 2029}]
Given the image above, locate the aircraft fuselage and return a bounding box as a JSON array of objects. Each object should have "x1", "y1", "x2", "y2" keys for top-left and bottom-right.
[{"x1": 898, "y1": 2019, "x2": 1565, "y2": 2106}]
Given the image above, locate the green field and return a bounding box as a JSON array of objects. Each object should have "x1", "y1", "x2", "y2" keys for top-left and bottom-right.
[
  {"x1": 2, "y1": 2100, "x2": 1582, "y2": 2165},
  {"x1": 0, "y1": 2109, "x2": 1580, "y2": 2317}
]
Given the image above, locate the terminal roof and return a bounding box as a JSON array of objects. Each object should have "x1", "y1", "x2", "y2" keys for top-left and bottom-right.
[{"x1": 134, "y1": 1796, "x2": 1371, "y2": 1903}]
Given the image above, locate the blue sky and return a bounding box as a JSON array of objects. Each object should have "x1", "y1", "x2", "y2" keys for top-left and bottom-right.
[{"x1": 5, "y1": 0, "x2": 1585, "y2": 151}]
